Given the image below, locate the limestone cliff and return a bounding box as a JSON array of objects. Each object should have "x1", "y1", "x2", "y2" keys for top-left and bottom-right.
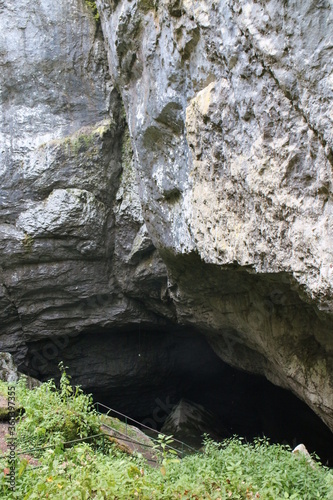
[
  {"x1": 97, "y1": 0, "x2": 333, "y2": 431},
  {"x1": 0, "y1": 0, "x2": 332, "y2": 434}
]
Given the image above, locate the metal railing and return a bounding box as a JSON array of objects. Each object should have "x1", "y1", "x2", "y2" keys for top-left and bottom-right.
[
  {"x1": 0, "y1": 433, "x2": 108, "y2": 461},
  {"x1": 93, "y1": 401, "x2": 197, "y2": 458},
  {"x1": 0, "y1": 402, "x2": 198, "y2": 463}
]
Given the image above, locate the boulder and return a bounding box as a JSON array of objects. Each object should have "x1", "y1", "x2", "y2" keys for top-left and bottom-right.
[{"x1": 161, "y1": 399, "x2": 228, "y2": 448}]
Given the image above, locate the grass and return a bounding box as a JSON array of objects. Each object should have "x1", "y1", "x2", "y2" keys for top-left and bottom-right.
[{"x1": 0, "y1": 368, "x2": 332, "y2": 499}]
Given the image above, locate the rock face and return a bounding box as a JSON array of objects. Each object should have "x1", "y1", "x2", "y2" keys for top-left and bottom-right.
[
  {"x1": 0, "y1": 352, "x2": 19, "y2": 383},
  {"x1": 97, "y1": 0, "x2": 333, "y2": 431},
  {"x1": 161, "y1": 399, "x2": 227, "y2": 447},
  {"x1": 0, "y1": 0, "x2": 171, "y2": 361},
  {"x1": 0, "y1": 0, "x2": 332, "y2": 437},
  {"x1": 0, "y1": 352, "x2": 40, "y2": 388}
]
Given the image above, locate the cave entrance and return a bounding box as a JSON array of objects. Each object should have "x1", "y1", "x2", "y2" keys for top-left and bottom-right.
[{"x1": 22, "y1": 326, "x2": 333, "y2": 465}]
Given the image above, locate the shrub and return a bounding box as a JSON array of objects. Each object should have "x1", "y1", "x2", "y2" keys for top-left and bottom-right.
[
  {"x1": 15, "y1": 363, "x2": 100, "y2": 451},
  {"x1": 0, "y1": 371, "x2": 332, "y2": 499}
]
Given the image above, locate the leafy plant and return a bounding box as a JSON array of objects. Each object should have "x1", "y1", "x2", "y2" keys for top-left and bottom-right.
[
  {"x1": 85, "y1": 0, "x2": 100, "y2": 22},
  {"x1": 0, "y1": 375, "x2": 332, "y2": 499},
  {"x1": 15, "y1": 363, "x2": 100, "y2": 451},
  {"x1": 153, "y1": 434, "x2": 180, "y2": 475}
]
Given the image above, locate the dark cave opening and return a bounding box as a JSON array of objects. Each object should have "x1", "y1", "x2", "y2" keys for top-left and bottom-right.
[{"x1": 21, "y1": 326, "x2": 333, "y2": 466}]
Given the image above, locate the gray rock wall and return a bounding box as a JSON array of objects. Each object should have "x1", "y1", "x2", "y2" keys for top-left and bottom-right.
[
  {"x1": 97, "y1": 0, "x2": 333, "y2": 430},
  {"x1": 99, "y1": 0, "x2": 333, "y2": 309},
  {"x1": 0, "y1": 0, "x2": 170, "y2": 362},
  {"x1": 0, "y1": 0, "x2": 332, "y2": 432}
]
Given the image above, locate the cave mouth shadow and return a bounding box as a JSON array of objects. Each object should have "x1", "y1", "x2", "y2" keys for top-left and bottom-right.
[
  {"x1": 98, "y1": 365, "x2": 333, "y2": 467},
  {"x1": 21, "y1": 326, "x2": 333, "y2": 466}
]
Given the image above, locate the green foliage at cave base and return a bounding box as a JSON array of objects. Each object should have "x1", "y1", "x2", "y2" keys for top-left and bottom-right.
[{"x1": 0, "y1": 369, "x2": 332, "y2": 499}]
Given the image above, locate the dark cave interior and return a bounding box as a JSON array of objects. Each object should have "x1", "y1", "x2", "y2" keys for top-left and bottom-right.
[{"x1": 21, "y1": 326, "x2": 333, "y2": 466}]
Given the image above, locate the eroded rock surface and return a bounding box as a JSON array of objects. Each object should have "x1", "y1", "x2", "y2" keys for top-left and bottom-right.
[
  {"x1": 161, "y1": 398, "x2": 227, "y2": 447},
  {"x1": 98, "y1": 0, "x2": 333, "y2": 430},
  {"x1": 0, "y1": 0, "x2": 171, "y2": 363},
  {"x1": 0, "y1": 0, "x2": 332, "y2": 435}
]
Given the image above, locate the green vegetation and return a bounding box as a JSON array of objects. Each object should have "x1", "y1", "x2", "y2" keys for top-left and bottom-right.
[
  {"x1": 0, "y1": 407, "x2": 9, "y2": 421},
  {"x1": 137, "y1": 0, "x2": 157, "y2": 13},
  {"x1": 153, "y1": 434, "x2": 180, "y2": 476},
  {"x1": 46, "y1": 119, "x2": 111, "y2": 158},
  {"x1": 60, "y1": 131, "x2": 96, "y2": 157},
  {"x1": 15, "y1": 363, "x2": 100, "y2": 449},
  {"x1": 0, "y1": 369, "x2": 332, "y2": 499},
  {"x1": 70, "y1": 134, "x2": 96, "y2": 155},
  {"x1": 85, "y1": 0, "x2": 100, "y2": 22},
  {"x1": 22, "y1": 234, "x2": 34, "y2": 252}
]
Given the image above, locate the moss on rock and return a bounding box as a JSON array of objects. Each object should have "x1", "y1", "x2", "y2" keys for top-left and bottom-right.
[{"x1": 85, "y1": 0, "x2": 100, "y2": 22}]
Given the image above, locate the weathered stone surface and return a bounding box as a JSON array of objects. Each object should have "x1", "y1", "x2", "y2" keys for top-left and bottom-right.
[
  {"x1": 0, "y1": 352, "x2": 19, "y2": 383},
  {"x1": 98, "y1": 0, "x2": 333, "y2": 431},
  {"x1": 99, "y1": 0, "x2": 333, "y2": 307},
  {"x1": 161, "y1": 398, "x2": 228, "y2": 447},
  {"x1": 0, "y1": 352, "x2": 40, "y2": 388},
  {"x1": 0, "y1": 0, "x2": 332, "y2": 441},
  {"x1": 0, "y1": 0, "x2": 171, "y2": 364}
]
